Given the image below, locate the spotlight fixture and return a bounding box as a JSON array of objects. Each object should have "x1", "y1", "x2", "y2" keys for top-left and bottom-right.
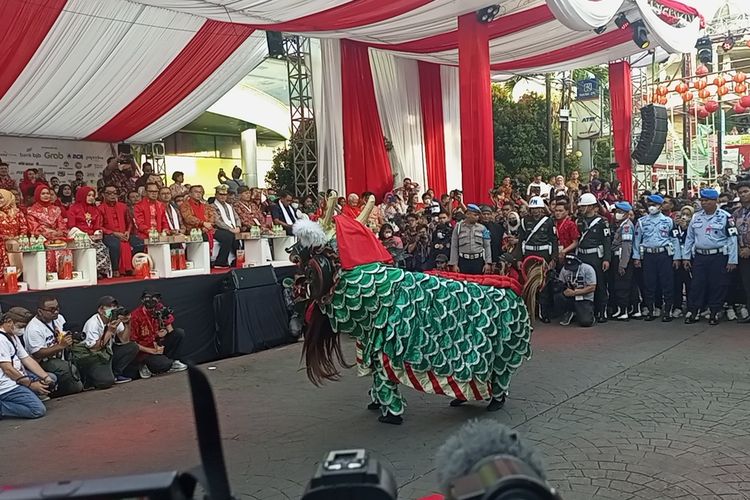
[
  {"x1": 631, "y1": 20, "x2": 650, "y2": 49},
  {"x1": 476, "y1": 4, "x2": 501, "y2": 24},
  {"x1": 721, "y1": 33, "x2": 735, "y2": 52},
  {"x1": 594, "y1": 26, "x2": 607, "y2": 34},
  {"x1": 614, "y1": 12, "x2": 630, "y2": 30},
  {"x1": 695, "y1": 36, "x2": 713, "y2": 64}
]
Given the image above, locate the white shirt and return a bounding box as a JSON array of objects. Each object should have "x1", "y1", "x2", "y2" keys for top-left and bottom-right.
[
  {"x1": 24, "y1": 315, "x2": 66, "y2": 359},
  {"x1": 82, "y1": 314, "x2": 124, "y2": 349},
  {"x1": 0, "y1": 334, "x2": 29, "y2": 396}
]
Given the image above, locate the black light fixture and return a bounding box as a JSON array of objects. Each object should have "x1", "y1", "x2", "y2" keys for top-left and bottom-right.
[
  {"x1": 614, "y1": 12, "x2": 630, "y2": 30},
  {"x1": 594, "y1": 26, "x2": 607, "y2": 34},
  {"x1": 476, "y1": 4, "x2": 501, "y2": 23},
  {"x1": 631, "y1": 20, "x2": 650, "y2": 49},
  {"x1": 721, "y1": 33, "x2": 735, "y2": 52},
  {"x1": 695, "y1": 36, "x2": 713, "y2": 64}
]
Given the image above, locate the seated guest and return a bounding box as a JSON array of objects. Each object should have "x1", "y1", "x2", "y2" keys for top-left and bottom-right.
[
  {"x1": 557, "y1": 255, "x2": 597, "y2": 328},
  {"x1": 0, "y1": 308, "x2": 57, "y2": 418},
  {"x1": 27, "y1": 185, "x2": 68, "y2": 272},
  {"x1": 180, "y1": 185, "x2": 216, "y2": 243},
  {"x1": 129, "y1": 290, "x2": 187, "y2": 378},
  {"x1": 75, "y1": 296, "x2": 138, "y2": 387},
  {"x1": 211, "y1": 185, "x2": 240, "y2": 268},
  {"x1": 57, "y1": 184, "x2": 74, "y2": 209},
  {"x1": 169, "y1": 171, "x2": 188, "y2": 199},
  {"x1": 341, "y1": 193, "x2": 361, "y2": 218},
  {"x1": 0, "y1": 189, "x2": 28, "y2": 278},
  {"x1": 159, "y1": 186, "x2": 184, "y2": 234},
  {"x1": 67, "y1": 186, "x2": 112, "y2": 278},
  {"x1": 0, "y1": 162, "x2": 17, "y2": 191},
  {"x1": 271, "y1": 191, "x2": 298, "y2": 236},
  {"x1": 19, "y1": 169, "x2": 46, "y2": 206},
  {"x1": 23, "y1": 296, "x2": 84, "y2": 397},
  {"x1": 233, "y1": 186, "x2": 266, "y2": 231},
  {"x1": 100, "y1": 184, "x2": 141, "y2": 277},
  {"x1": 134, "y1": 182, "x2": 169, "y2": 240}
]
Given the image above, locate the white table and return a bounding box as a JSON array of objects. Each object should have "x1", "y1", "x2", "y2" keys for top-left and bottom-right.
[
  {"x1": 22, "y1": 247, "x2": 97, "y2": 291},
  {"x1": 267, "y1": 235, "x2": 296, "y2": 263},
  {"x1": 147, "y1": 241, "x2": 210, "y2": 278},
  {"x1": 239, "y1": 235, "x2": 296, "y2": 267}
]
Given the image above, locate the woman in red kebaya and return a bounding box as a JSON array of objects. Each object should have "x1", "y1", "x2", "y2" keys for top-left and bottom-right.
[
  {"x1": 0, "y1": 189, "x2": 28, "y2": 278},
  {"x1": 67, "y1": 187, "x2": 112, "y2": 278},
  {"x1": 27, "y1": 185, "x2": 68, "y2": 272}
]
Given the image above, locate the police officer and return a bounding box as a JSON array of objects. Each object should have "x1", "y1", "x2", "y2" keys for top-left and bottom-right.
[
  {"x1": 576, "y1": 193, "x2": 611, "y2": 323},
  {"x1": 449, "y1": 204, "x2": 492, "y2": 275},
  {"x1": 480, "y1": 205, "x2": 504, "y2": 268},
  {"x1": 610, "y1": 201, "x2": 635, "y2": 320},
  {"x1": 683, "y1": 188, "x2": 739, "y2": 325},
  {"x1": 519, "y1": 196, "x2": 558, "y2": 322},
  {"x1": 632, "y1": 194, "x2": 682, "y2": 322}
]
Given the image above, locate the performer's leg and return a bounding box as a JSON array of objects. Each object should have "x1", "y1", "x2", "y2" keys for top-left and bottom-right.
[{"x1": 371, "y1": 361, "x2": 405, "y2": 424}]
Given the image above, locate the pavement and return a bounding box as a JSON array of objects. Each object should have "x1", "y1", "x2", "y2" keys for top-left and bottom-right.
[{"x1": 2, "y1": 319, "x2": 750, "y2": 500}]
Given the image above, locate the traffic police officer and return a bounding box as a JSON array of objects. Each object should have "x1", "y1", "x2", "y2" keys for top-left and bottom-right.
[
  {"x1": 610, "y1": 201, "x2": 635, "y2": 320},
  {"x1": 683, "y1": 188, "x2": 739, "y2": 325},
  {"x1": 519, "y1": 196, "x2": 559, "y2": 322},
  {"x1": 449, "y1": 204, "x2": 493, "y2": 275},
  {"x1": 576, "y1": 193, "x2": 611, "y2": 323},
  {"x1": 632, "y1": 194, "x2": 682, "y2": 322}
]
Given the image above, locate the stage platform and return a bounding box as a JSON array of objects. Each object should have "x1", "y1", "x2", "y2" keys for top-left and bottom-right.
[{"x1": 0, "y1": 264, "x2": 299, "y2": 364}]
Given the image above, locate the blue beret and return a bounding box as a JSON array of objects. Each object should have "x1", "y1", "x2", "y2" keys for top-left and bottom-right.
[
  {"x1": 466, "y1": 204, "x2": 481, "y2": 213},
  {"x1": 699, "y1": 188, "x2": 719, "y2": 200},
  {"x1": 615, "y1": 201, "x2": 633, "y2": 212},
  {"x1": 646, "y1": 194, "x2": 664, "y2": 204}
]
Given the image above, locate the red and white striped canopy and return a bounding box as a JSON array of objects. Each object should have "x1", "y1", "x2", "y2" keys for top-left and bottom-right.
[{"x1": 0, "y1": 0, "x2": 718, "y2": 143}]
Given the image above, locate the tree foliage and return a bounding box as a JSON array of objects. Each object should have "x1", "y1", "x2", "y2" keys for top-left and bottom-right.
[{"x1": 265, "y1": 146, "x2": 295, "y2": 194}]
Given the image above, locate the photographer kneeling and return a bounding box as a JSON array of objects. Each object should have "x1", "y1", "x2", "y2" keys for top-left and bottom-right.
[
  {"x1": 556, "y1": 254, "x2": 598, "y2": 327},
  {"x1": 129, "y1": 289, "x2": 187, "y2": 378},
  {"x1": 73, "y1": 296, "x2": 139, "y2": 388}
]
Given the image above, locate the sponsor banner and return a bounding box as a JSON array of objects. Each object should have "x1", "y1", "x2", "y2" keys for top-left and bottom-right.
[{"x1": 0, "y1": 136, "x2": 113, "y2": 186}]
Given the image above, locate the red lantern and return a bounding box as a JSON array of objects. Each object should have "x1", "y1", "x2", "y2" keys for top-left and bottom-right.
[
  {"x1": 714, "y1": 76, "x2": 727, "y2": 87},
  {"x1": 696, "y1": 64, "x2": 709, "y2": 76},
  {"x1": 682, "y1": 92, "x2": 694, "y2": 102},
  {"x1": 734, "y1": 71, "x2": 746, "y2": 84},
  {"x1": 694, "y1": 79, "x2": 707, "y2": 90},
  {"x1": 658, "y1": 96, "x2": 668, "y2": 105},
  {"x1": 740, "y1": 95, "x2": 750, "y2": 108},
  {"x1": 733, "y1": 103, "x2": 747, "y2": 114},
  {"x1": 717, "y1": 86, "x2": 730, "y2": 96},
  {"x1": 705, "y1": 100, "x2": 719, "y2": 113},
  {"x1": 735, "y1": 83, "x2": 747, "y2": 94},
  {"x1": 697, "y1": 107, "x2": 710, "y2": 119},
  {"x1": 675, "y1": 82, "x2": 689, "y2": 94},
  {"x1": 698, "y1": 89, "x2": 711, "y2": 99},
  {"x1": 656, "y1": 85, "x2": 668, "y2": 96}
]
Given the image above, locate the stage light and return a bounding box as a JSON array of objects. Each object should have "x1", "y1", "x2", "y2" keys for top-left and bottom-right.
[
  {"x1": 614, "y1": 13, "x2": 630, "y2": 30},
  {"x1": 695, "y1": 36, "x2": 713, "y2": 64},
  {"x1": 594, "y1": 26, "x2": 607, "y2": 34},
  {"x1": 476, "y1": 4, "x2": 501, "y2": 23},
  {"x1": 631, "y1": 21, "x2": 650, "y2": 49},
  {"x1": 721, "y1": 33, "x2": 735, "y2": 52}
]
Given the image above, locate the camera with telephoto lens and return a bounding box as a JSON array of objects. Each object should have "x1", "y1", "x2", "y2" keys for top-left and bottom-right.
[
  {"x1": 153, "y1": 305, "x2": 174, "y2": 322},
  {"x1": 69, "y1": 330, "x2": 86, "y2": 343},
  {"x1": 111, "y1": 306, "x2": 129, "y2": 318}
]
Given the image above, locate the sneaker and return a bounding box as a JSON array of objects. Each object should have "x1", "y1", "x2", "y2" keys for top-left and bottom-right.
[
  {"x1": 672, "y1": 308, "x2": 683, "y2": 318},
  {"x1": 631, "y1": 305, "x2": 643, "y2": 319},
  {"x1": 616, "y1": 312, "x2": 629, "y2": 321},
  {"x1": 560, "y1": 312, "x2": 575, "y2": 326},
  {"x1": 701, "y1": 309, "x2": 711, "y2": 319},
  {"x1": 726, "y1": 308, "x2": 737, "y2": 321},
  {"x1": 139, "y1": 365, "x2": 152, "y2": 379},
  {"x1": 740, "y1": 307, "x2": 749, "y2": 320},
  {"x1": 114, "y1": 375, "x2": 132, "y2": 384},
  {"x1": 653, "y1": 308, "x2": 661, "y2": 317},
  {"x1": 169, "y1": 360, "x2": 188, "y2": 373}
]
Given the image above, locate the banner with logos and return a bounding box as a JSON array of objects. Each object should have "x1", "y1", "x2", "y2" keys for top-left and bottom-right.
[{"x1": 0, "y1": 136, "x2": 113, "y2": 186}]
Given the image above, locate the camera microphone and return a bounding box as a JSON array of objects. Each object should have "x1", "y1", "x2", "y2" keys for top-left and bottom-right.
[{"x1": 435, "y1": 420, "x2": 561, "y2": 500}]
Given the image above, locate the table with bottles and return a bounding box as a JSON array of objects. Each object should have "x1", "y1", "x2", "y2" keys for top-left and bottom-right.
[
  {"x1": 238, "y1": 225, "x2": 295, "y2": 267},
  {"x1": 146, "y1": 229, "x2": 211, "y2": 279},
  {"x1": 19, "y1": 234, "x2": 98, "y2": 290}
]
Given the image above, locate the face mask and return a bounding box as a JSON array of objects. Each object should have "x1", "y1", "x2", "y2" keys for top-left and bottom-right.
[
  {"x1": 104, "y1": 307, "x2": 114, "y2": 318},
  {"x1": 615, "y1": 213, "x2": 625, "y2": 221},
  {"x1": 647, "y1": 206, "x2": 660, "y2": 215},
  {"x1": 383, "y1": 232, "x2": 393, "y2": 239},
  {"x1": 291, "y1": 202, "x2": 300, "y2": 210}
]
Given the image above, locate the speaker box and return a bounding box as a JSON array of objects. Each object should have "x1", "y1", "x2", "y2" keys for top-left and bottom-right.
[
  {"x1": 266, "y1": 31, "x2": 285, "y2": 58},
  {"x1": 221, "y1": 266, "x2": 277, "y2": 291},
  {"x1": 632, "y1": 104, "x2": 668, "y2": 165}
]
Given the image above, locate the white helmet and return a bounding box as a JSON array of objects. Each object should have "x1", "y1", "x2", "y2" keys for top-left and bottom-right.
[
  {"x1": 528, "y1": 196, "x2": 546, "y2": 209},
  {"x1": 578, "y1": 193, "x2": 598, "y2": 206}
]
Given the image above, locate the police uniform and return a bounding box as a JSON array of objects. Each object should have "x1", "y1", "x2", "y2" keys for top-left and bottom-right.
[
  {"x1": 684, "y1": 189, "x2": 739, "y2": 323},
  {"x1": 609, "y1": 202, "x2": 635, "y2": 319},
  {"x1": 449, "y1": 205, "x2": 492, "y2": 275},
  {"x1": 576, "y1": 213, "x2": 611, "y2": 319},
  {"x1": 519, "y1": 206, "x2": 558, "y2": 320},
  {"x1": 632, "y1": 195, "x2": 682, "y2": 321}
]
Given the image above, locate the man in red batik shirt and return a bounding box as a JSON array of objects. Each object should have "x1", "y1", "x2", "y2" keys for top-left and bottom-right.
[
  {"x1": 133, "y1": 182, "x2": 169, "y2": 240},
  {"x1": 99, "y1": 183, "x2": 144, "y2": 276},
  {"x1": 553, "y1": 202, "x2": 580, "y2": 262}
]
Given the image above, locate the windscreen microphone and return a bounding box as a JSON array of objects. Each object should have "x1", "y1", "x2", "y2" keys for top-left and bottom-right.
[{"x1": 435, "y1": 419, "x2": 562, "y2": 500}]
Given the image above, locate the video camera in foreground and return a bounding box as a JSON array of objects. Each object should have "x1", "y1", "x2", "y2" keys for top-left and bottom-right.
[{"x1": 0, "y1": 368, "x2": 561, "y2": 500}]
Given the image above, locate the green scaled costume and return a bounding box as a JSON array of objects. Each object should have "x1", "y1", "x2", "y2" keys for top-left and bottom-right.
[{"x1": 289, "y1": 214, "x2": 533, "y2": 424}]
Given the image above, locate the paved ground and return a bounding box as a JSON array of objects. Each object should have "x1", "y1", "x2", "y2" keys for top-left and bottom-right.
[{"x1": 3, "y1": 320, "x2": 750, "y2": 500}]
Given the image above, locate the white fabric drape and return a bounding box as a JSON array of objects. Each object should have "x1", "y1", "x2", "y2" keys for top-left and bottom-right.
[
  {"x1": 311, "y1": 38, "x2": 346, "y2": 195},
  {"x1": 0, "y1": 0, "x2": 203, "y2": 139},
  {"x1": 129, "y1": 31, "x2": 267, "y2": 142},
  {"x1": 546, "y1": 0, "x2": 623, "y2": 31},
  {"x1": 440, "y1": 65, "x2": 462, "y2": 192},
  {"x1": 369, "y1": 49, "x2": 427, "y2": 193}
]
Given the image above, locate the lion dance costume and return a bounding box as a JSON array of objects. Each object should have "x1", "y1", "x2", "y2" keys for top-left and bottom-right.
[{"x1": 289, "y1": 197, "x2": 533, "y2": 425}]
